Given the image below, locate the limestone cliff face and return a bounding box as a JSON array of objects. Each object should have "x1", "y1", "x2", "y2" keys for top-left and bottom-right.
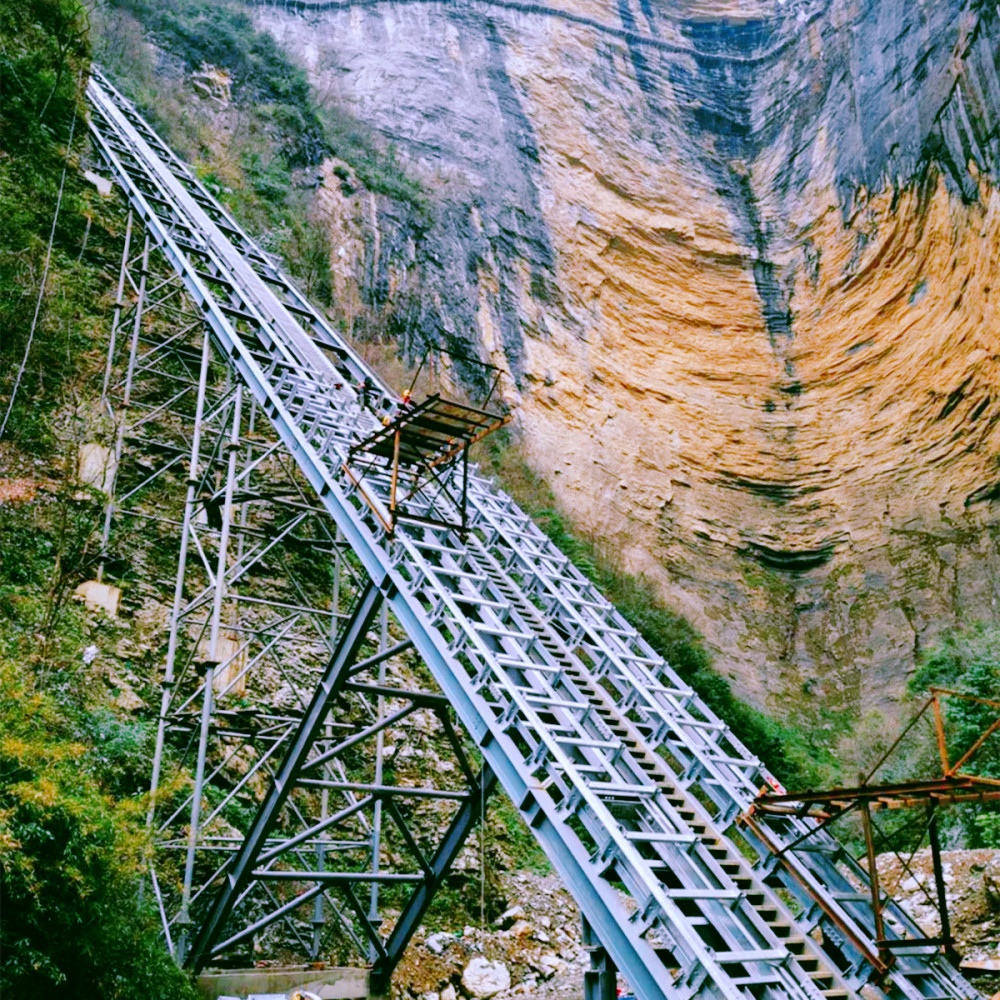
[{"x1": 253, "y1": 0, "x2": 1000, "y2": 722}]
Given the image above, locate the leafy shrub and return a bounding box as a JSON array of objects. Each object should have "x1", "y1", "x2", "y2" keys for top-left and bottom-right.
[
  {"x1": 0, "y1": 660, "x2": 199, "y2": 1000},
  {"x1": 910, "y1": 623, "x2": 1000, "y2": 845},
  {"x1": 81, "y1": 709, "x2": 158, "y2": 798},
  {"x1": 0, "y1": 0, "x2": 99, "y2": 453}
]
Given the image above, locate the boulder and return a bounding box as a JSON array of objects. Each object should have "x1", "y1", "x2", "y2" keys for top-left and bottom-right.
[
  {"x1": 461, "y1": 957, "x2": 510, "y2": 998},
  {"x1": 425, "y1": 931, "x2": 455, "y2": 955},
  {"x1": 497, "y1": 905, "x2": 525, "y2": 929},
  {"x1": 534, "y1": 953, "x2": 568, "y2": 979}
]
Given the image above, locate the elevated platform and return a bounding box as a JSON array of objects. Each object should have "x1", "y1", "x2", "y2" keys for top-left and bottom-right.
[
  {"x1": 343, "y1": 394, "x2": 509, "y2": 535},
  {"x1": 197, "y1": 965, "x2": 367, "y2": 1000}
]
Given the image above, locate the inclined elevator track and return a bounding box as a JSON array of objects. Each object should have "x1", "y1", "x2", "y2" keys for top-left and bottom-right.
[{"x1": 85, "y1": 68, "x2": 977, "y2": 1000}]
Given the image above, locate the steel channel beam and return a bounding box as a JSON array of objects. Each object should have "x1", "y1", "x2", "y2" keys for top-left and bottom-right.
[{"x1": 86, "y1": 69, "x2": 978, "y2": 1000}]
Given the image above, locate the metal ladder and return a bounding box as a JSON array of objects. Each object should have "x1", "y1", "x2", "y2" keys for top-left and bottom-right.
[{"x1": 85, "y1": 67, "x2": 977, "y2": 1000}]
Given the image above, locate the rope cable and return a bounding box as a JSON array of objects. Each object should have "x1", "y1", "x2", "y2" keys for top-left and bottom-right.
[
  {"x1": 1, "y1": 72, "x2": 82, "y2": 439},
  {"x1": 480, "y1": 764, "x2": 486, "y2": 931}
]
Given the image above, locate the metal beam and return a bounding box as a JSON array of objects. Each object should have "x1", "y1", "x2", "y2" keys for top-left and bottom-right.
[
  {"x1": 184, "y1": 579, "x2": 383, "y2": 970},
  {"x1": 370, "y1": 765, "x2": 498, "y2": 998}
]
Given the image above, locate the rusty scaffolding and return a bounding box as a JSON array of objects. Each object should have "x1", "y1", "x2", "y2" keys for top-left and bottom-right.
[{"x1": 746, "y1": 688, "x2": 1000, "y2": 974}]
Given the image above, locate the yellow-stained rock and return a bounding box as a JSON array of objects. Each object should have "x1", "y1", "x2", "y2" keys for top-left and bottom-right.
[{"x1": 258, "y1": 0, "x2": 1000, "y2": 721}]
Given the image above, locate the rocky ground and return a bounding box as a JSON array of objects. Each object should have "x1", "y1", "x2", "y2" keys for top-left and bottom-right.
[
  {"x1": 392, "y1": 851, "x2": 1000, "y2": 1000},
  {"x1": 876, "y1": 849, "x2": 1000, "y2": 997},
  {"x1": 392, "y1": 871, "x2": 590, "y2": 1000}
]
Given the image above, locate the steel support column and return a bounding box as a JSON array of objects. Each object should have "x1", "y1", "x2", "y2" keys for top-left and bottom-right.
[
  {"x1": 186, "y1": 578, "x2": 383, "y2": 971},
  {"x1": 583, "y1": 917, "x2": 618, "y2": 1000},
  {"x1": 369, "y1": 765, "x2": 498, "y2": 997}
]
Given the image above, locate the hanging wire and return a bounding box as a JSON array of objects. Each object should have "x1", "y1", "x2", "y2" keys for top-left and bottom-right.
[
  {"x1": 1, "y1": 71, "x2": 82, "y2": 439},
  {"x1": 480, "y1": 765, "x2": 487, "y2": 930}
]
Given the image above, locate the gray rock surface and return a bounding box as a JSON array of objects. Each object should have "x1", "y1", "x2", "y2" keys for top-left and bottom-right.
[
  {"x1": 251, "y1": 0, "x2": 1000, "y2": 719},
  {"x1": 462, "y1": 957, "x2": 512, "y2": 997}
]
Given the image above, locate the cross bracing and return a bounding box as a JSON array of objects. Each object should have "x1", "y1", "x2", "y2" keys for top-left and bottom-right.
[{"x1": 86, "y1": 67, "x2": 977, "y2": 1000}]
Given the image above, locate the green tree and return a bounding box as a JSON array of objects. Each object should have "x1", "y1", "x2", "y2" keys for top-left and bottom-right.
[
  {"x1": 910, "y1": 623, "x2": 1000, "y2": 846},
  {"x1": 0, "y1": 660, "x2": 199, "y2": 1000},
  {"x1": 0, "y1": 0, "x2": 94, "y2": 452}
]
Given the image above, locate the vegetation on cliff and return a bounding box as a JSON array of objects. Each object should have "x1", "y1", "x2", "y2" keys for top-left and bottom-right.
[
  {"x1": 910, "y1": 624, "x2": 1000, "y2": 848},
  {"x1": 0, "y1": 3, "x2": 197, "y2": 996},
  {"x1": 91, "y1": 0, "x2": 425, "y2": 310},
  {"x1": 1, "y1": 0, "x2": 94, "y2": 452}
]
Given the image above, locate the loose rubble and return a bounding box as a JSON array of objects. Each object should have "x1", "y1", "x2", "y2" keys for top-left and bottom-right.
[
  {"x1": 393, "y1": 854, "x2": 1000, "y2": 1000},
  {"x1": 392, "y1": 871, "x2": 592, "y2": 1000},
  {"x1": 877, "y1": 849, "x2": 1000, "y2": 996}
]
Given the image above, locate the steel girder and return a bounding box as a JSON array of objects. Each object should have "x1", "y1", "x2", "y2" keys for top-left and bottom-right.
[
  {"x1": 86, "y1": 67, "x2": 977, "y2": 1000},
  {"x1": 93, "y1": 109, "x2": 502, "y2": 973}
]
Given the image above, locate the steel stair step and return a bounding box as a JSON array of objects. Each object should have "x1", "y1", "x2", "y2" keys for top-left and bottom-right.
[
  {"x1": 624, "y1": 831, "x2": 699, "y2": 844},
  {"x1": 712, "y1": 948, "x2": 787, "y2": 963}
]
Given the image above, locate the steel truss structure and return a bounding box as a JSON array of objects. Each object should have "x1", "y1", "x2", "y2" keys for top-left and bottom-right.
[
  {"x1": 750, "y1": 689, "x2": 1000, "y2": 971},
  {"x1": 86, "y1": 67, "x2": 979, "y2": 1000}
]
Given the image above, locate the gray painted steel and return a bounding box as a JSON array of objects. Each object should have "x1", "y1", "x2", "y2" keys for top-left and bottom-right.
[{"x1": 86, "y1": 68, "x2": 976, "y2": 1000}]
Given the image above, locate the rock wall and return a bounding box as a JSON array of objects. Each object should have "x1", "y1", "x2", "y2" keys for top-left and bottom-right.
[{"x1": 250, "y1": 0, "x2": 1000, "y2": 725}]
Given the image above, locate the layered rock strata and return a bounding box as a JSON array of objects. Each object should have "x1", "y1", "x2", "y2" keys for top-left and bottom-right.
[{"x1": 251, "y1": 0, "x2": 1000, "y2": 722}]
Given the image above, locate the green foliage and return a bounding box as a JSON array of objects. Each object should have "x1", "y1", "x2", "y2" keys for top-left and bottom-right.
[
  {"x1": 910, "y1": 623, "x2": 1000, "y2": 845},
  {"x1": 491, "y1": 795, "x2": 550, "y2": 875},
  {"x1": 109, "y1": 0, "x2": 325, "y2": 164},
  {"x1": 910, "y1": 623, "x2": 1000, "y2": 779},
  {"x1": 0, "y1": 661, "x2": 199, "y2": 1000},
  {"x1": 975, "y1": 811, "x2": 1000, "y2": 846},
  {"x1": 0, "y1": 486, "x2": 106, "y2": 646},
  {"x1": 0, "y1": 0, "x2": 108, "y2": 453},
  {"x1": 321, "y1": 102, "x2": 427, "y2": 209},
  {"x1": 81, "y1": 709, "x2": 158, "y2": 798},
  {"x1": 203, "y1": 782, "x2": 256, "y2": 835},
  {"x1": 0, "y1": 508, "x2": 56, "y2": 591},
  {"x1": 0, "y1": 488, "x2": 190, "y2": 998},
  {"x1": 0, "y1": 0, "x2": 90, "y2": 162}
]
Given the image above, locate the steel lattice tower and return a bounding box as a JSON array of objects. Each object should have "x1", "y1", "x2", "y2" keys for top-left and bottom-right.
[{"x1": 87, "y1": 67, "x2": 979, "y2": 1000}]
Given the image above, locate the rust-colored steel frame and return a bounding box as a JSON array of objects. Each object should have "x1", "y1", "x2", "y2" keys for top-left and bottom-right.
[
  {"x1": 746, "y1": 688, "x2": 1000, "y2": 972},
  {"x1": 404, "y1": 349, "x2": 506, "y2": 411},
  {"x1": 343, "y1": 394, "x2": 509, "y2": 537}
]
